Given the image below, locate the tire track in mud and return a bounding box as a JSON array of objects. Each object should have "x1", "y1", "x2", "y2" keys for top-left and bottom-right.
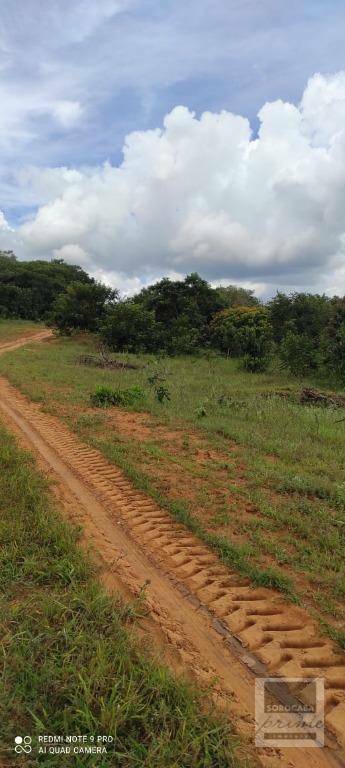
[{"x1": 0, "y1": 345, "x2": 344, "y2": 766}]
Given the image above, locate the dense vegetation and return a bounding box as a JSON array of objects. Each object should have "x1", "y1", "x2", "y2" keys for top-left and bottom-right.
[
  {"x1": 102, "y1": 273, "x2": 225, "y2": 354},
  {"x1": 0, "y1": 250, "x2": 92, "y2": 320},
  {"x1": 210, "y1": 306, "x2": 273, "y2": 372},
  {"x1": 101, "y1": 285, "x2": 345, "y2": 383},
  {"x1": 1, "y1": 250, "x2": 344, "y2": 382}
]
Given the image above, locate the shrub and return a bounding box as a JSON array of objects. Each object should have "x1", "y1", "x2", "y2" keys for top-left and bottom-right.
[
  {"x1": 214, "y1": 284, "x2": 259, "y2": 308},
  {"x1": 100, "y1": 283, "x2": 215, "y2": 355},
  {"x1": 50, "y1": 282, "x2": 117, "y2": 334},
  {"x1": 155, "y1": 385, "x2": 171, "y2": 403},
  {"x1": 210, "y1": 306, "x2": 273, "y2": 371},
  {"x1": 0, "y1": 254, "x2": 92, "y2": 321},
  {"x1": 322, "y1": 297, "x2": 345, "y2": 382},
  {"x1": 268, "y1": 291, "x2": 331, "y2": 344},
  {"x1": 327, "y1": 323, "x2": 345, "y2": 382},
  {"x1": 90, "y1": 385, "x2": 145, "y2": 408},
  {"x1": 279, "y1": 331, "x2": 320, "y2": 377},
  {"x1": 163, "y1": 314, "x2": 201, "y2": 355},
  {"x1": 147, "y1": 371, "x2": 171, "y2": 402},
  {"x1": 242, "y1": 353, "x2": 270, "y2": 372},
  {"x1": 100, "y1": 303, "x2": 160, "y2": 353}
]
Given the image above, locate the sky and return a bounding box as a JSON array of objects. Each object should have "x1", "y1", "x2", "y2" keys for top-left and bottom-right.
[{"x1": 1, "y1": 0, "x2": 345, "y2": 296}]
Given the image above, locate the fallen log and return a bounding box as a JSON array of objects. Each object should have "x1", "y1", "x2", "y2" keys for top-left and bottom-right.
[
  {"x1": 78, "y1": 354, "x2": 140, "y2": 370},
  {"x1": 300, "y1": 387, "x2": 345, "y2": 408}
]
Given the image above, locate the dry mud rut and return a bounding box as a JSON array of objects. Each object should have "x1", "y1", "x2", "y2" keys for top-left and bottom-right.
[{"x1": 0, "y1": 331, "x2": 345, "y2": 768}]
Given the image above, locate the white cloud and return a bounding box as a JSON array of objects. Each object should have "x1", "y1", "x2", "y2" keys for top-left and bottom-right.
[
  {"x1": 0, "y1": 209, "x2": 21, "y2": 253},
  {"x1": 52, "y1": 243, "x2": 91, "y2": 266},
  {"x1": 0, "y1": 210, "x2": 12, "y2": 231},
  {"x1": 0, "y1": 85, "x2": 83, "y2": 157},
  {"x1": 46, "y1": 0, "x2": 134, "y2": 45},
  {"x1": 8, "y1": 72, "x2": 345, "y2": 294},
  {"x1": 89, "y1": 268, "x2": 150, "y2": 297},
  {"x1": 0, "y1": 0, "x2": 133, "y2": 174},
  {"x1": 50, "y1": 101, "x2": 83, "y2": 128}
]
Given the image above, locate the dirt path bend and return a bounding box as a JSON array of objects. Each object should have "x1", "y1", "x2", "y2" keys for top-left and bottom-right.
[
  {"x1": 0, "y1": 336, "x2": 344, "y2": 768},
  {"x1": 0, "y1": 328, "x2": 52, "y2": 351}
]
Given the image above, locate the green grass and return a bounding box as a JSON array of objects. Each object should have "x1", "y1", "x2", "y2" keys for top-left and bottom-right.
[
  {"x1": 0, "y1": 318, "x2": 41, "y2": 341},
  {"x1": 0, "y1": 420, "x2": 246, "y2": 767},
  {"x1": 0, "y1": 332, "x2": 344, "y2": 643}
]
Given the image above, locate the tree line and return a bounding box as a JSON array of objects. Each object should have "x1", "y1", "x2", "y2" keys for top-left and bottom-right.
[{"x1": 0, "y1": 250, "x2": 344, "y2": 382}]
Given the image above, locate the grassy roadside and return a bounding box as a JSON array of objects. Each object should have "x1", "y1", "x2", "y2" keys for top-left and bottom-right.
[
  {"x1": 0, "y1": 318, "x2": 41, "y2": 341},
  {"x1": 0, "y1": 420, "x2": 246, "y2": 767},
  {"x1": 0, "y1": 330, "x2": 344, "y2": 645}
]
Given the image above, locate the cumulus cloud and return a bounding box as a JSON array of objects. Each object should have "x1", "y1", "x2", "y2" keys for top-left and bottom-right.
[
  {"x1": 10, "y1": 72, "x2": 345, "y2": 294},
  {"x1": 0, "y1": 210, "x2": 12, "y2": 231},
  {"x1": 0, "y1": 209, "x2": 21, "y2": 254}
]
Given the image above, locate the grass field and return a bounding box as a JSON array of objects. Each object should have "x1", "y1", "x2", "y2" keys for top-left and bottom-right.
[
  {"x1": 0, "y1": 318, "x2": 41, "y2": 341},
  {"x1": 0, "y1": 419, "x2": 244, "y2": 767},
  {"x1": 0, "y1": 328, "x2": 344, "y2": 647}
]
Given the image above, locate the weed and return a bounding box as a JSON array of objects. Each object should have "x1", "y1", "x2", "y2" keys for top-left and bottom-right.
[
  {"x1": 90, "y1": 385, "x2": 145, "y2": 408},
  {"x1": 196, "y1": 403, "x2": 208, "y2": 418},
  {"x1": 155, "y1": 384, "x2": 171, "y2": 403},
  {"x1": 147, "y1": 370, "x2": 171, "y2": 403}
]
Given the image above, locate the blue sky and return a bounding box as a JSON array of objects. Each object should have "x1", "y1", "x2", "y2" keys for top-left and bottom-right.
[
  {"x1": 2, "y1": 0, "x2": 345, "y2": 183},
  {"x1": 1, "y1": 0, "x2": 345, "y2": 294}
]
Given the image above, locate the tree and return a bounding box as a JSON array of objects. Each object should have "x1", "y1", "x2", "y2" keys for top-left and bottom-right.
[
  {"x1": 0, "y1": 284, "x2": 31, "y2": 318},
  {"x1": 0, "y1": 256, "x2": 92, "y2": 319},
  {"x1": 268, "y1": 291, "x2": 331, "y2": 343},
  {"x1": 0, "y1": 250, "x2": 16, "y2": 261},
  {"x1": 279, "y1": 331, "x2": 321, "y2": 378},
  {"x1": 132, "y1": 272, "x2": 223, "y2": 353},
  {"x1": 100, "y1": 302, "x2": 160, "y2": 352},
  {"x1": 215, "y1": 284, "x2": 259, "y2": 309},
  {"x1": 50, "y1": 282, "x2": 118, "y2": 334},
  {"x1": 268, "y1": 292, "x2": 332, "y2": 377},
  {"x1": 210, "y1": 306, "x2": 273, "y2": 371},
  {"x1": 322, "y1": 297, "x2": 345, "y2": 382}
]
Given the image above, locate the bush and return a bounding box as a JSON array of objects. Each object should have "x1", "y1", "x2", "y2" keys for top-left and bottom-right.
[
  {"x1": 163, "y1": 314, "x2": 201, "y2": 355},
  {"x1": 210, "y1": 306, "x2": 273, "y2": 371},
  {"x1": 322, "y1": 297, "x2": 345, "y2": 382},
  {"x1": 242, "y1": 353, "x2": 270, "y2": 372},
  {"x1": 90, "y1": 385, "x2": 145, "y2": 408},
  {"x1": 214, "y1": 284, "x2": 259, "y2": 308},
  {"x1": 154, "y1": 385, "x2": 171, "y2": 403},
  {"x1": 100, "y1": 303, "x2": 160, "y2": 353},
  {"x1": 279, "y1": 331, "x2": 320, "y2": 377},
  {"x1": 326, "y1": 323, "x2": 345, "y2": 382},
  {"x1": 268, "y1": 292, "x2": 331, "y2": 344},
  {"x1": 147, "y1": 371, "x2": 171, "y2": 402},
  {"x1": 50, "y1": 282, "x2": 117, "y2": 334},
  {"x1": 0, "y1": 254, "x2": 92, "y2": 320},
  {"x1": 101, "y1": 289, "x2": 211, "y2": 356},
  {"x1": 130, "y1": 273, "x2": 224, "y2": 354}
]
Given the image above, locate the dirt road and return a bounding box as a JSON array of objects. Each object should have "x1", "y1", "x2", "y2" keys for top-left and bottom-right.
[
  {"x1": 0, "y1": 328, "x2": 52, "y2": 351},
  {"x1": 0, "y1": 332, "x2": 344, "y2": 768}
]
